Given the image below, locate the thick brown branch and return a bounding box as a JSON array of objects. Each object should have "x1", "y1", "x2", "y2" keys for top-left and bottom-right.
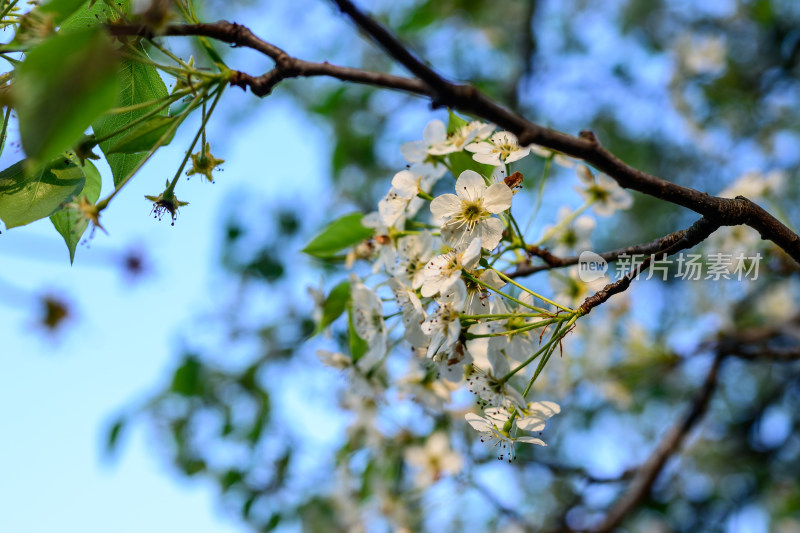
[{"x1": 590, "y1": 353, "x2": 724, "y2": 533}]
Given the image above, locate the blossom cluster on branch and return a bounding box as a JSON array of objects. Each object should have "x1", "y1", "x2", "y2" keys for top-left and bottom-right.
[{"x1": 313, "y1": 113, "x2": 634, "y2": 462}]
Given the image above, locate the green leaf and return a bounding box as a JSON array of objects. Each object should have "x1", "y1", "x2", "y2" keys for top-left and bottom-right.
[
  {"x1": 14, "y1": 27, "x2": 118, "y2": 170},
  {"x1": 447, "y1": 150, "x2": 495, "y2": 181},
  {"x1": 93, "y1": 57, "x2": 170, "y2": 186},
  {"x1": 314, "y1": 281, "x2": 350, "y2": 335},
  {"x1": 60, "y1": 0, "x2": 128, "y2": 31},
  {"x1": 171, "y1": 356, "x2": 204, "y2": 396},
  {"x1": 347, "y1": 306, "x2": 368, "y2": 364},
  {"x1": 302, "y1": 213, "x2": 374, "y2": 258},
  {"x1": 39, "y1": 0, "x2": 89, "y2": 25},
  {"x1": 105, "y1": 415, "x2": 127, "y2": 455},
  {"x1": 107, "y1": 116, "x2": 178, "y2": 154},
  {"x1": 446, "y1": 109, "x2": 469, "y2": 135},
  {"x1": 50, "y1": 160, "x2": 102, "y2": 263},
  {"x1": 0, "y1": 157, "x2": 85, "y2": 229}
]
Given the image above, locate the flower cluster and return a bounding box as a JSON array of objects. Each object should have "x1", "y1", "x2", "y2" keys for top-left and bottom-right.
[{"x1": 313, "y1": 113, "x2": 634, "y2": 467}]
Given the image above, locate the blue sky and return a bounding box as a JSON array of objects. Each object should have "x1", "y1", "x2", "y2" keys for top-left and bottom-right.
[{"x1": 0, "y1": 67, "x2": 333, "y2": 533}]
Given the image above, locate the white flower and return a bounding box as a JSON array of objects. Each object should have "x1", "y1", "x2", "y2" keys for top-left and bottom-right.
[
  {"x1": 421, "y1": 279, "x2": 467, "y2": 358},
  {"x1": 428, "y1": 120, "x2": 495, "y2": 155},
  {"x1": 420, "y1": 237, "x2": 482, "y2": 298},
  {"x1": 404, "y1": 431, "x2": 463, "y2": 487},
  {"x1": 465, "y1": 131, "x2": 531, "y2": 166},
  {"x1": 575, "y1": 165, "x2": 633, "y2": 217},
  {"x1": 530, "y1": 145, "x2": 575, "y2": 168},
  {"x1": 465, "y1": 354, "x2": 525, "y2": 409},
  {"x1": 540, "y1": 205, "x2": 596, "y2": 256},
  {"x1": 388, "y1": 277, "x2": 428, "y2": 349},
  {"x1": 486, "y1": 294, "x2": 540, "y2": 365},
  {"x1": 719, "y1": 170, "x2": 785, "y2": 200},
  {"x1": 351, "y1": 282, "x2": 387, "y2": 369},
  {"x1": 316, "y1": 349, "x2": 351, "y2": 369},
  {"x1": 677, "y1": 34, "x2": 726, "y2": 76},
  {"x1": 430, "y1": 170, "x2": 512, "y2": 250},
  {"x1": 463, "y1": 268, "x2": 505, "y2": 315},
  {"x1": 394, "y1": 232, "x2": 435, "y2": 290},
  {"x1": 378, "y1": 163, "x2": 445, "y2": 227},
  {"x1": 360, "y1": 212, "x2": 397, "y2": 273},
  {"x1": 549, "y1": 266, "x2": 608, "y2": 308},
  {"x1": 466, "y1": 401, "x2": 560, "y2": 462}
]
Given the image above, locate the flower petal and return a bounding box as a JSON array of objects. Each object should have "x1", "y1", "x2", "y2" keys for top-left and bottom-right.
[
  {"x1": 455, "y1": 170, "x2": 487, "y2": 201},
  {"x1": 515, "y1": 436, "x2": 547, "y2": 446},
  {"x1": 483, "y1": 183, "x2": 513, "y2": 213},
  {"x1": 430, "y1": 193, "x2": 461, "y2": 220},
  {"x1": 478, "y1": 217, "x2": 505, "y2": 250},
  {"x1": 423, "y1": 119, "x2": 447, "y2": 145},
  {"x1": 465, "y1": 413, "x2": 492, "y2": 432}
]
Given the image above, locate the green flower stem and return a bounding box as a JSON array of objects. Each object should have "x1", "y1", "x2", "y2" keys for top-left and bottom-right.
[
  {"x1": 409, "y1": 221, "x2": 438, "y2": 229},
  {"x1": 0, "y1": 105, "x2": 10, "y2": 154},
  {"x1": 106, "y1": 86, "x2": 202, "y2": 115},
  {"x1": 461, "y1": 312, "x2": 555, "y2": 320},
  {"x1": 96, "y1": 88, "x2": 211, "y2": 210},
  {"x1": 465, "y1": 317, "x2": 563, "y2": 339},
  {"x1": 118, "y1": 51, "x2": 219, "y2": 81},
  {"x1": 524, "y1": 154, "x2": 554, "y2": 234},
  {"x1": 507, "y1": 211, "x2": 526, "y2": 247},
  {"x1": 0, "y1": 0, "x2": 17, "y2": 22},
  {"x1": 502, "y1": 319, "x2": 567, "y2": 384},
  {"x1": 531, "y1": 199, "x2": 594, "y2": 247},
  {"x1": 416, "y1": 190, "x2": 434, "y2": 201},
  {"x1": 91, "y1": 89, "x2": 199, "y2": 146},
  {"x1": 522, "y1": 313, "x2": 579, "y2": 395},
  {"x1": 165, "y1": 84, "x2": 226, "y2": 192},
  {"x1": 462, "y1": 271, "x2": 549, "y2": 313},
  {"x1": 490, "y1": 267, "x2": 575, "y2": 313}
]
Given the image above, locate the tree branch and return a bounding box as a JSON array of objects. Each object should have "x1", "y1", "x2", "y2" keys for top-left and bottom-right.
[
  {"x1": 329, "y1": 0, "x2": 800, "y2": 264},
  {"x1": 107, "y1": 22, "x2": 431, "y2": 97},
  {"x1": 579, "y1": 217, "x2": 719, "y2": 315},
  {"x1": 589, "y1": 353, "x2": 724, "y2": 533},
  {"x1": 507, "y1": 221, "x2": 698, "y2": 278},
  {"x1": 112, "y1": 9, "x2": 800, "y2": 264}
]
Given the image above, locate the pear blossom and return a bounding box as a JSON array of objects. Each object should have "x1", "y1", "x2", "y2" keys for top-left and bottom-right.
[
  {"x1": 420, "y1": 237, "x2": 482, "y2": 298},
  {"x1": 540, "y1": 205, "x2": 596, "y2": 256},
  {"x1": 465, "y1": 131, "x2": 530, "y2": 166},
  {"x1": 403, "y1": 431, "x2": 463, "y2": 487},
  {"x1": 351, "y1": 282, "x2": 387, "y2": 369},
  {"x1": 719, "y1": 170, "x2": 785, "y2": 200},
  {"x1": 575, "y1": 165, "x2": 633, "y2": 217},
  {"x1": 430, "y1": 170, "x2": 513, "y2": 250},
  {"x1": 530, "y1": 145, "x2": 575, "y2": 168},
  {"x1": 427, "y1": 120, "x2": 495, "y2": 155},
  {"x1": 378, "y1": 163, "x2": 446, "y2": 226},
  {"x1": 394, "y1": 232, "x2": 435, "y2": 290},
  {"x1": 421, "y1": 279, "x2": 467, "y2": 358},
  {"x1": 466, "y1": 400, "x2": 560, "y2": 461},
  {"x1": 360, "y1": 212, "x2": 397, "y2": 273},
  {"x1": 401, "y1": 119, "x2": 496, "y2": 163},
  {"x1": 486, "y1": 293, "x2": 541, "y2": 365},
  {"x1": 388, "y1": 277, "x2": 428, "y2": 349},
  {"x1": 462, "y1": 268, "x2": 505, "y2": 315},
  {"x1": 550, "y1": 266, "x2": 608, "y2": 308},
  {"x1": 465, "y1": 354, "x2": 526, "y2": 409},
  {"x1": 316, "y1": 349, "x2": 351, "y2": 369}
]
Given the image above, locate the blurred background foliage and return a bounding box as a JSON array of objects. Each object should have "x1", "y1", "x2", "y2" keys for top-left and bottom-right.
[{"x1": 105, "y1": 0, "x2": 800, "y2": 531}]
